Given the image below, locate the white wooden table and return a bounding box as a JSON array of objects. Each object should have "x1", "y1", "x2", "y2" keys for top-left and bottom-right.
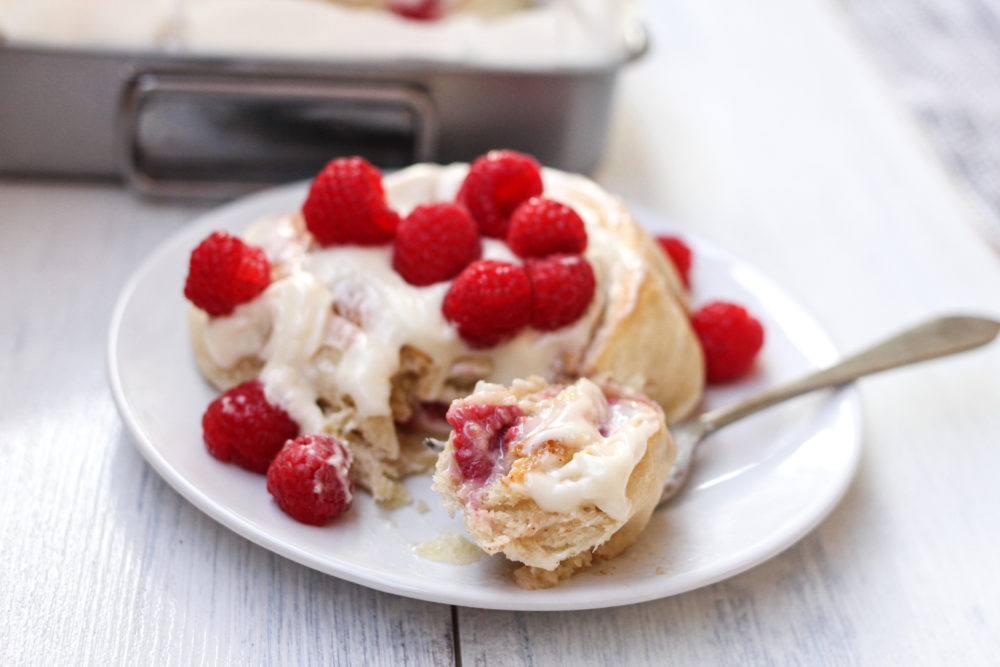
[{"x1": 3, "y1": 1, "x2": 1000, "y2": 664}]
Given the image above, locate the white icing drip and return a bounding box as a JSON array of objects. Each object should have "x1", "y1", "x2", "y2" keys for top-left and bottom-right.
[
  {"x1": 322, "y1": 441, "x2": 354, "y2": 503},
  {"x1": 260, "y1": 365, "x2": 326, "y2": 434},
  {"x1": 511, "y1": 378, "x2": 658, "y2": 521},
  {"x1": 517, "y1": 377, "x2": 609, "y2": 448},
  {"x1": 202, "y1": 299, "x2": 271, "y2": 368},
  {"x1": 304, "y1": 244, "x2": 457, "y2": 417},
  {"x1": 243, "y1": 213, "x2": 309, "y2": 277},
  {"x1": 261, "y1": 272, "x2": 332, "y2": 366},
  {"x1": 204, "y1": 271, "x2": 333, "y2": 432}
]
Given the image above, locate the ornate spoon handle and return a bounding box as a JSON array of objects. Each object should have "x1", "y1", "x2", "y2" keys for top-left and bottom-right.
[{"x1": 697, "y1": 315, "x2": 1000, "y2": 438}]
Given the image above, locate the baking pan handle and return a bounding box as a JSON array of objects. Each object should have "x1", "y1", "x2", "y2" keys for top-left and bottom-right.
[{"x1": 117, "y1": 72, "x2": 439, "y2": 199}]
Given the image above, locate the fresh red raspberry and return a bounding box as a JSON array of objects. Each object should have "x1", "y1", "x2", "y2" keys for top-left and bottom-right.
[
  {"x1": 266, "y1": 434, "x2": 354, "y2": 525},
  {"x1": 184, "y1": 231, "x2": 271, "y2": 317},
  {"x1": 506, "y1": 197, "x2": 588, "y2": 258},
  {"x1": 392, "y1": 202, "x2": 481, "y2": 286},
  {"x1": 442, "y1": 259, "x2": 532, "y2": 348},
  {"x1": 525, "y1": 254, "x2": 596, "y2": 331},
  {"x1": 202, "y1": 380, "x2": 300, "y2": 473},
  {"x1": 656, "y1": 235, "x2": 693, "y2": 289},
  {"x1": 691, "y1": 301, "x2": 765, "y2": 383},
  {"x1": 302, "y1": 157, "x2": 400, "y2": 246},
  {"x1": 456, "y1": 150, "x2": 543, "y2": 238},
  {"x1": 446, "y1": 401, "x2": 524, "y2": 483},
  {"x1": 388, "y1": 0, "x2": 444, "y2": 20}
]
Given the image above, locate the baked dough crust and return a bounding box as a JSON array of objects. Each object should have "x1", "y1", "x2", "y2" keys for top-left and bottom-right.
[{"x1": 580, "y1": 193, "x2": 703, "y2": 423}]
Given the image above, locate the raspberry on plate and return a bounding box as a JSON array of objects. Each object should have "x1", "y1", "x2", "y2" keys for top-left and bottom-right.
[
  {"x1": 445, "y1": 401, "x2": 524, "y2": 483},
  {"x1": 267, "y1": 434, "x2": 354, "y2": 525},
  {"x1": 392, "y1": 202, "x2": 481, "y2": 286},
  {"x1": 302, "y1": 156, "x2": 400, "y2": 246},
  {"x1": 184, "y1": 230, "x2": 272, "y2": 317},
  {"x1": 388, "y1": 0, "x2": 444, "y2": 20},
  {"x1": 506, "y1": 197, "x2": 588, "y2": 258},
  {"x1": 525, "y1": 254, "x2": 596, "y2": 331},
  {"x1": 656, "y1": 235, "x2": 692, "y2": 289},
  {"x1": 202, "y1": 380, "x2": 300, "y2": 473},
  {"x1": 691, "y1": 301, "x2": 765, "y2": 383},
  {"x1": 456, "y1": 150, "x2": 543, "y2": 238},
  {"x1": 442, "y1": 259, "x2": 532, "y2": 348}
]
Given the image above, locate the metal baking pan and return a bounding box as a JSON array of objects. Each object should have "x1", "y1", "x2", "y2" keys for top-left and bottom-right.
[{"x1": 0, "y1": 33, "x2": 645, "y2": 198}]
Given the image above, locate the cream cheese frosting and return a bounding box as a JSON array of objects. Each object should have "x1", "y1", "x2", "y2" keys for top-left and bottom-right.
[
  {"x1": 510, "y1": 378, "x2": 659, "y2": 521},
  {"x1": 196, "y1": 163, "x2": 645, "y2": 435}
]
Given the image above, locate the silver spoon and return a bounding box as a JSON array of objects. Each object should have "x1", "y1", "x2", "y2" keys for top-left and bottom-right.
[
  {"x1": 425, "y1": 315, "x2": 999, "y2": 504},
  {"x1": 659, "y1": 314, "x2": 1000, "y2": 505}
]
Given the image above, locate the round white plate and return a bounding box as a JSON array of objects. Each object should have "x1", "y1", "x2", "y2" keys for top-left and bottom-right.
[{"x1": 107, "y1": 183, "x2": 861, "y2": 611}]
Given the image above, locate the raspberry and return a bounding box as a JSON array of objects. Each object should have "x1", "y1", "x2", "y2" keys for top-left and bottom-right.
[
  {"x1": 302, "y1": 157, "x2": 400, "y2": 246},
  {"x1": 691, "y1": 301, "x2": 765, "y2": 383},
  {"x1": 456, "y1": 150, "x2": 543, "y2": 238},
  {"x1": 184, "y1": 231, "x2": 272, "y2": 317},
  {"x1": 442, "y1": 259, "x2": 532, "y2": 348},
  {"x1": 392, "y1": 202, "x2": 481, "y2": 286},
  {"x1": 446, "y1": 401, "x2": 524, "y2": 482},
  {"x1": 266, "y1": 434, "x2": 354, "y2": 525},
  {"x1": 656, "y1": 235, "x2": 692, "y2": 289},
  {"x1": 202, "y1": 380, "x2": 300, "y2": 473},
  {"x1": 388, "y1": 0, "x2": 444, "y2": 20},
  {"x1": 506, "y1": 197, "x2": 588, "y2": 258},
  {"x1": 525, "y1": 254, "x2": 596, "y2": 331}
]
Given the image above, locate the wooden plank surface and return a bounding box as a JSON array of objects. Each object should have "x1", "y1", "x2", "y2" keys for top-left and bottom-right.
[{"x1": 840, "y1": 0, "x2": 1000, "y2": 250}]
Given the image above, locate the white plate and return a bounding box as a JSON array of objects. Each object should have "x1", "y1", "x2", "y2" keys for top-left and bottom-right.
[{"x1": 107, "y1": 183, "x2": 861, "y2": 611}]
